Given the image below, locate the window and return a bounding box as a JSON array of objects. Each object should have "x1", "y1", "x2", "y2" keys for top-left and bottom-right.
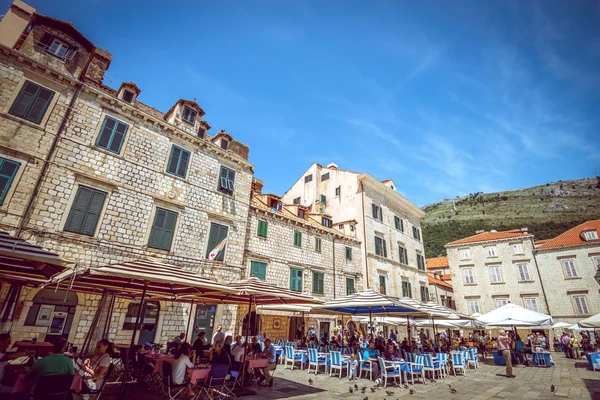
[
  {"x1": 371, "y1": 204, "x2": 382, "y2": 221},
  {"x1": 0, "y1": 157, "x2": 21, "y2": 206},
  {"x1": 206, "y1": 223, "x2": 228, "y2": 261},
  {"x1": 312, "y1": 271, "x2": 324, "y2": 294},
  {"x1": 460, "y1": 249, "x2": 470, "y2": 260},
  {"x1": 420, "y1": 286, "x2": 429, "y2": 302},
  {"x1": 197, "y1": 126, "x2": 206, "y2": 138},
  {"x1": 594, "y1": 257, "x2": 600, "y2": 270},
  {"x1": 64, "y1": 186, "x2": 106, "y2": 236},
  {"x1": 95, "y1": 116, "x2": 128, "y2": 154},
  {"x1": 321, "y1": 172, "x2": 330, "y2": 181},
  {"x1": 321, "y1": 217, "x2": 332, "y2": 228},
  {"x1": 412, "y1": 226, "x2": 421, "y2": 241},
  {"x1": 339, "y1": 224, "x2": 344, "y2": 230},
  {"x1": 512, "y1": 243, "x2": 523, "y2": 254},
  {"x1": 346, "y1": 247, "x2": 352, "y2": 260},
  {"x1": 148, "y1": 207, "x2": 178, "y2": 251},
  {"x1": 468, "y1": 300, "x2": 480, "y2": 314},
  {"x1": 487, "y1": 246, "x2": 497, "y2": 257},
  {"x1": 346, "y1": 278, "x2": 355, "y2": 295},
  {"x1": 496, "y1": 298, "x2": 509, "y2": 308},
  {"x1": 9, "y1": 81, "x2": 55, "y2": 124},
  {"x1": 315, "y1": 237, "x2": 322, "y2": 252},
  {"x1": 166, "y1": 145, "x2": 190, "y2": 178},
  {"x1": 298, "y1": 209, "x2": 305, "y2": 218},
  {"x1": 293, "y1": 197, "x2": 301, "y2": 205},
  {"x1": 399, "y1": 246, "x2": 408, "y2": 264},
  {"x1": 257, "y1": 220, "x2": 268, "y2": 237},
  {"x1": 402, "y1": 281, "x2": 412, "y2": 298},
  {"x1": 182, "y1": 106, "x2": 197, "y2": 124},
  {"x1": 289, "y1": 267, "x2": 303, "y2": 291},
  {"x1": 220, "y1": 140, "x2": 229, "y2": 150},
  {"x1": 122, "y1": 301, "x2": 159, "y2": 330},
  {"x1": 250, "y1": 261, "x2": 267, "y2": 280},
  {"x1": 335, "y1": 186, "x2": 341, "y2": 196},
  {"x1": 416, "y1": 253, "x2": 426, "y2": 271},
  {"x1": 394, "y1": 216, "x2": 404, "y2": 231},
  {"x1": 379, "y1": 275, "x2": 386, "y2": 295},
  {"x1": 48, "y1": 38, "x2": 69, "y2": 58},
  {"x1": 517, "y1": 263, "x2": 531, "y2": 281},
  {"x1": 319, "y1": 194, "x2": 327, "y2": 203},
  {"x1": 524, "y1": 297, "x2": 539, "y2": 312},
  {"x1": 293, "y1": 230, "x2": 302, "y2": 247},
  {"x1": 462, "y1": 268, "x2": 475, "y2": 284},
  {"x1": 217, "y1": 166, "x2": 236, "y2": 195},
  {"x1": 350, "y1": 224, "x2": 355, "y2": 231},
  {"x1": 489, "y1": 266, "x2": 503, "y2": 283},
  {"x1": 573, "y1": 295, "x2": 589, "y2": 315},
  {"x1": 562, "y1": 259, "x2": 578, "y2": 278},
  {"x1": 583, "y1": 230, "x2": 598, "y2": 241},
  {"x1": 374, "y1": 236, "x2": 387, "y2": 257},
  {"x1": 304, "y1": 174, "x2": 313, "y2": 183},
  {"x1": 122, "y1": 90, "x2": 134, "y2": 104}
]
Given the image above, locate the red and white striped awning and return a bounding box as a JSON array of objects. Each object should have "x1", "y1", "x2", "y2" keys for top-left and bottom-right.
[{"x1": 0, "y1": 231, "x2": 73, "y2": 286}]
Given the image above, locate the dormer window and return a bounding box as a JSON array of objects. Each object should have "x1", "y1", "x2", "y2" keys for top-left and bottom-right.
[
  {"x1": 220, "y1": 140, "x2": 229, "y2": 150},
  {"x1": 182, "y1": 106, "x2": 197, "y2": 124},
  {"x1": 122, "y1": 90, "x2": 134, "y2": 104},
  {"x1": 322, "y1": 217, "x2": 332, "y2": 228},
  {"x1": 197, "y1": 126, "x2": 206, "y2": 139},
  {"x1": 583, "y1": 230, "x2": 598, "y2": 241},
  {"x1": 49, "y1": 38, "x2": 69, "y2": 58},
  {"x1": 298, "y1": 209, "x2": 305, "y2": 218}
]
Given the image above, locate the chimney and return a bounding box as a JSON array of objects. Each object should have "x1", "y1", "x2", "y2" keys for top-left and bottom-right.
[
  {"x1": 475, "y1": 230, "x2": 485, "y2": 234},
  {"x1": 251, "y1": 178, "x2": 264, "y2": 197},
  {"x1": 0, "y1": 0, "x2": 35, "y2": 49},
  {"x1": 326, "y1": 163, "x2": 338, "y2": 169},
  {"x1": 520, "y1": 228, "x2": 528, "y2": 233},
  {"x1": 83, "y1": 47, "x2": 113, "y2": 85}
]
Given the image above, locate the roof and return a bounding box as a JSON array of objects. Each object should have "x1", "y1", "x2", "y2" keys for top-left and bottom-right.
[
  {"x1": 446, "y1": 229, "x2": 530, "y2": 246},
  {"x1": 165, "y1": 99, "x2": 206, "y2": 120},
  {"x1": 33, "y1": 13, "x2": 95, "y2": 51},
  {"x1": 536, "y1": 220, "x2": 600, "y2": 250},
  {"x1": 427, "y1": 273, "x2": 452, "y2": 289},
  {"x1": 426, "y1": 256, "x2": 449, "y2": 269},
  {"x1": 118, "y1": 81, "x2": 141, "y2": 95}
]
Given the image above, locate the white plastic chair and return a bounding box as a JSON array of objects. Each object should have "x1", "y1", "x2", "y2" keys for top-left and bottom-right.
[
  {"x1": 307, "y1": 348, "x2": 327, "y2": 375},
  {"x1": 358, "y1": 351, "x2": 373, "y2": 381},
  {"x1": 407, "y1": 355, "x2": 426, "y2": 385},
  {"x1": 284, "y1": 345, "x2": 304, "y2": 370},
  {"x1": 422, "y1": 353, "x2": 443, "y2": 379},
  {"x1": 451, "y1": 352, "x2": 467, "y2": 376},
  {"x1": 378, "y1": 357, "x2": 402, "y2": 388},
  {"x1": 329, "y1": 351, "x2": 348, "y2": 378}
]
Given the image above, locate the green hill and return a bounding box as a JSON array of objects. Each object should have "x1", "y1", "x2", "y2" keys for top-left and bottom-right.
[{"x1": 421, "y1": 177, "x2": 600, "y2": 258}]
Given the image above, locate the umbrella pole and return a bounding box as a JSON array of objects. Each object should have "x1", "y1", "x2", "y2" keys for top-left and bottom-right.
[
  {"x1": 432, "y1": 318, "x2": 437, "y2": 348},
  {"x1": 369, "y1": 308, "x2": 373, "y2": 338},
  {"x1": 186, "y1": 301, "x2": 194, "y2": 342},
  {"x1": 240, "y1": 296, "x2": 253, "y2": 387},
  {"x1": 407, "y1": 315, "x2": 411, "y2": 342},
  {"x1": 119, "y1": 282, "x2": 147, "y2": 399}
]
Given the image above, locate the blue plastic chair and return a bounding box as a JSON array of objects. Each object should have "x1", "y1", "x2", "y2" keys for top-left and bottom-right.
[
  {"x1": 307, "y1": 348, "x2": 327, "y2": 375},
  {"x1": 422, "y1": 353, "x2": 442, "y2": 379},
  {"x1": 451, "y1": 352, "x2": 466, "y2": 376},
  {"x1": 285, "y1": 345, "x2": 304, "y2": 370},
  {"x1": 407, "y1": 355, "x2": 425, "y2": 385},
  {"x1": 329, "y1": 351, "x2": 348, "y2": 378},
  {"x1": 378, "y1": 357, "x2": 402, "y2": 388},
  {"x1": 358, "y1": 351, "x2": 374, "y2": 381},
  {"x1": 436, "y1": 353, "x2": 448, "y2": 378}
]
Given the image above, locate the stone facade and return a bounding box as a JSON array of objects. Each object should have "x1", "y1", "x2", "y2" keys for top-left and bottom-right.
[{"x1": 280, "y1": 163, "x2": 428, "y2": 299}]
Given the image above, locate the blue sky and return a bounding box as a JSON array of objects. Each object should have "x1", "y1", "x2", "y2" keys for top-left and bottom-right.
[{"x1": 14, "y1": 0, "x2": 600, "y2": 206}]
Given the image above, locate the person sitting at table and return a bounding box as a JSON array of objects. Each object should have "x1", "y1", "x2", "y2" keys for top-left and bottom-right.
[
  {"x1": 255, "y1": 338, "x2": 277, "y2": 387},
  {"x1": 80, "y1": 339, "x2": 112, "y2": 392},
  {"x1": 389, "y1": 330, "x2": 397, "y2": 342},
  {"x1": 250, "y1": 337, "x2": 262, "y2": 355},
  {"x1": 172, "y1": 343, "x2": 196, "y2": 398},
  {"x1": 0, "y1": 333, "x2": 29, "y2": 395},
  {"x1": 223, "y1": 336, "x2": 233, "y2": 360},
  {"x1": 231, "y1": 337, "x2": 245, "y2": 371},
  {"x1": 383, "y1": 343, "x2": 401, "y2": 361},
  {"x1": 362, "y1": 341, "x2": 381, "y2": 379},
  {"x1": 25, "y1": 338, "x2": 73, "y2": 394},
  {"x1": 173, "y1": 333, "x2": 185, "y2": 345},
  {"x1": 209, "y1": 340, "x2": 231, "y2": 369},
  {"x1": 320, "y1": 336, "x2": 329, "y2": 347},
  {"x1": 330, "y1": 336, "x2": 340, "y2": 348},
  {"x1": 192, "y1": 332, "x2": 209, "y2": 355}
]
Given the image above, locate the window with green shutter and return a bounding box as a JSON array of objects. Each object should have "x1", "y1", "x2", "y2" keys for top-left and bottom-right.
[
  {"x1": 346, "y1": 278, "x2": 355, "y2": 295},
  {"x1": 399, "y1": 246, "x2": 408, "y2": 264},
  {"x1": 182, "y1": 106, "x2": 197, "y2": 124},
  {"x1": 335, "y1": 186, "x2": 341, "y2": 196},
  {"x1": 206, "y1": 222, "x2": 228, "y2": 261},
  {"x1": 293, "y1": 230, "x2": 302, "y2": 247},
  {"x1": 402, "y1": 281, "x2": 412, "y2": 298},
  {"x1": 257, "y1": 220, "x2": 268, "y2": 237},
  {"x1": 9, "y1": 81, "x2": 55, "y2": 124},
  {"x1": 0, "y1": 157, "x2": 21, "y2": 206},
  {"x1": 293, "y1": 197, "x2": 301, "y2": 204},
  {"x1": 289, "y1": 267, "x2": 303, "y2": 291},
  {"x1": 315, "y1": 237, "x2": 322, "y2": 252},
  {"x1": 95, "y1": 116, "x2": 128, "y2": 154},
  {"x1": 416, "y1": 253, "x2": 425, "y2": 270},
  {"x1": 166, "y1": 145, "x2": 190, "y2": 178},
  {"x1": 420, "y1": 286, "x2": 429, "y2": 302},
  {"x1": 217, "y1": 166, "x2": 236, "y2": 195},
  {"x1": 394, "y1": 216, "x2": 403, "y2": 231},
  {"x1": 148, "y1": 207, "x2": 178, "y2": 251},
  {"x1": 379, "y1": 275, "x2": 386, "y2": 295},
  {"x1": 250, "y1": 261, "x2": 267, "y2": 280},
  {"x1": 345, "y1": 246, "x2": 352, "y2": 260},
  {"x1": 375, "y1": 237, "x2": 386, "y2": 256},
  {"x1": 312, "y1": 271, "x2": 324, "y2": 294},
  {"x1": 64, "y1": 186, "x2": 107, "y2": 236}
]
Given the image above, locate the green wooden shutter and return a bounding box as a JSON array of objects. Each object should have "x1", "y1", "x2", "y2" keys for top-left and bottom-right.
[
  {"x1": 315, "y1": 237, "x2": 321, "y2": 252},
  {"x1": 148, "y1": 208, "x2": 166, "y2": 249},
  {"x1": 346, "y1": 247, "x2": 352, "y2": 260},
  {"x1": 0, "y1": 158, "x2": 21, "y2": 206},
  {"x1": 250, "y1": 261, "x2": 266, "y2": 280},
  {"x1": 290, "y1": 268, "x2": 302, "y2": 291},
  {"x1": 372, "y1": 203, "x2": 377, "y2": 218},
  {"x1": 64, "y1": 186, "x2": 106, "y2": 235},
  {"x1": 294, "y1": 231, "x2": 302, "y2": 247},
  {"x1": 408, "y1": 282, "x2": 412, "y2": 298},
  {"x1": 167, "y1": 146, "x2": 181, "y2": 175},
  {"x1": 400, "y1": 219, "x2": 404, "y2": 232},
  {"x1": 177, "y1": 148, "x2": 190, "y2": 177},
  {"x1": 160, "y1": 210, "x2": 177, "y2": 250},
  {"x1": 383, "y1": 239, "x2": 387, "y2": 258},
  {"x1": 109, "y1": 120, "x2": 128, "y2": 153},
  {"x1": 257, "y1": 220, "x2": 268, "y2": 237},
  {"x1": 346, "y1": 278, "x2": 354, "y2": 295},
  {"x1": 379, "y1": 276, "x2": 386, "y2": 294},
  {"x1": 26, "y1": 86, "x2": 54, "y2": 124},
  {"x1": 404, "y1": 248, "x2": 409, "y2": 264},
  {"x1": 9, "y1": 81, "x2": 54, "y2": 124},
  {"x1": 206, "y1": 223, "x2": 228, "y2": 260}
]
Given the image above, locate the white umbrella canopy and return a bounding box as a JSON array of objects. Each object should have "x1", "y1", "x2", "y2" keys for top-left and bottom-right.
[
  {"x1": 551, "y1": 322, "x2": 572, "y2": 328},
  {"x1": 567, "y1": 324, "x2": 595, "y2": 331},
  {"x1": 579, "y1": 312, "x2": 600, "y2": 328},
  {"x1": 477, "y1": 303, "x2": 553, "y2": 327}
]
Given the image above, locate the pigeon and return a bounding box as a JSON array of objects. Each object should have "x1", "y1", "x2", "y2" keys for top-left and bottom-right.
[
  {"x1": 361, "y1": 386, "x2": 367, "y2": 393},
  {"x1": 386, "y1": 390, "x2": 394, "y2": 395},
  {"x1": 362, "y1": 397, "x2": 368, "y2": 400},
  {"x1": 403, "y1": 384, "x2": 409, "y2": 389},
  {"x1": 308, "y1": 378, "x2": 313, "y2": 385},
  {"x1": 354, "y1": 383, "x2": 359, "y2": 390},
  {"x1": 370, "y1": 387, "x2": 377, "y2": 392},
  {"x1": 349, "y1": 387, "x2": 353, "y2": 393},
  {"x1": 449, "y1": 384, "x2": 457, "y2": 393},
  {"x1": 551, "y1": 384, "x2": 555, "y2": 392},
  {"x1": 409, "y1": 388, "x2": 414, "y2": 395}
]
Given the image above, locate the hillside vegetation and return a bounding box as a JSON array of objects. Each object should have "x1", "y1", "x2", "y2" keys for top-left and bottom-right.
[{"x1": 421, "y1": 177, "x2": 600, "y2": 258}]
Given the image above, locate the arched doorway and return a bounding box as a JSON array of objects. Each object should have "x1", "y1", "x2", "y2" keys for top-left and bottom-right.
[
  {"x1": 122, "y1": 300, "x2": 160, "y2": 345},
  {"x1": 241, "y1": 312, "x2": 262, "y2": 337},
  {"x1": 24, "y1": 288, "x2": 78, "y2": 344},
  {"x1": 288, "y1": 316, "x2": 305, "y2": 341}
]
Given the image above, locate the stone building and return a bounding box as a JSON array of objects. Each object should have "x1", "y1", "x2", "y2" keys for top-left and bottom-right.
[
  {"x1": 239, "y1": 178, "x2": 362, "y2": 341},
  {"x1": 280, "y1": 163, "x2": 428, "y2": 300},
  {"x1": 445, "y1": 229, "x2": 550, "y2": 316},
  {"x1": 534, "y1": 220, "x2": 600, "y2": 325},
  {"x1": 0, "y1": 0, "x2": 253, "y2": 346},
  {"x1": 425, "y1": 256, "x2": 454, "y2": 308}
]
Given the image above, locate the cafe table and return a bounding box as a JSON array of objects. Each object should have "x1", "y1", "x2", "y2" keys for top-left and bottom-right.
[
  {"x1": 14, "y1": 341, "x2": 53, "y2": 357},
  {"x1": 145, "y1": 353, "x2": 175, "y2": 374},
  {"x1": 246, "y1": 358, "x2": 269, "y2": 369}
]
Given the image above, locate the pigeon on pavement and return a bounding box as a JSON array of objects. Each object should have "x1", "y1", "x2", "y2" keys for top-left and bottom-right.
[
  {"x1": 362, "y1": 397, "x2": 368, "y2": 400},
  {"x1": 386, "y1": 391, "x2": 394, "y2": 395},
  {"x1": 449, "y1": 384, "x2": 457, "y2": 393},
  {"x1": 409, "y1": 388, "x2": 414, "y2": 395},
  {"x1": 308, "y1": 378, "x2": 313, "y2": 385},
  {"x1": 551, "y1": 384, "x2": 555, "y2": 392},
  {"x1": 354, "y1": 383, "x2": 359, "y2": 390},
  {"x1": 349, "y1": 387, "x2": 353, "y2": 393},
  {"x1": 370, "y1": 387, "x2": 377, "y2": 392},
  {"x1": 361, "y1": 386, "x2": 367, "y2": 393},
  {"x1": 403, "y1": 384, "x2": 409, "y2": 389}
]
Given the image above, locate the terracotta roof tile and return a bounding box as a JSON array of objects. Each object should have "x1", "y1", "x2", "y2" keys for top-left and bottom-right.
[
  {"x1": 536, "y1": 220, "x2": 600, "y2": 250},
  {"x1": 426, "y1": 256, "x2": 449, "y2": 269},
  {"x1": 446, "y1": 229, "x2": 530, "y2": 246},
  {"x1": 427, "y1": 273, "x2": 452, "y2": 289},
  {"x1": 440, "y1": 274, "x2": 451, "y2": 281}
]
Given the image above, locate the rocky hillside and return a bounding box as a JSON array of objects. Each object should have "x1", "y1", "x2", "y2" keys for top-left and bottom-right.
[{"x1": 421, "y1": 177, "x2": 600, "y2": 258}]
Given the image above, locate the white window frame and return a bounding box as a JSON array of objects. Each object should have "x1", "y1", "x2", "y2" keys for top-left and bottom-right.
[
  {"x1": 523, "y1": 297, "x2": 539, "y2": 312},
  {"x1": 495, "y1": 298, "x2": 509, "y2": 308},
  {"x1": 462, "y1": 268, "x2": 474, "y2": 285},
  {"x1": 594, "y1": 256, "x2": 600, "y2": 270},
  {"x1": 583, "y1": 230, "x2": 598, "y2": 241},
  {"x1": 468, "y1": 300, "x2": 480, "y2": 314},
  {"x1": 489, "y1": 265, "x2": 503, "y2": 283},
  {"x1": 512, "y1": 243, "x2": 523, "y2": 255},
  {"x1": 487, "y1": 246, "x2": 497, "y2": 257},
  {"x1": 48, "y1": 38, "x2": 69, "y2": 58},
  {"x1": 516, "y1": 263, "x2": 531, "y2": 281},
  {"x1": 573, "y1": 295, "x2": 589, "y2": 315},
  {"x1": 562, "y1": 259, "x2": 578, "y2": 278},
  {"x1": 460, "y1": 249, "x2": 470, "y2": 260}
]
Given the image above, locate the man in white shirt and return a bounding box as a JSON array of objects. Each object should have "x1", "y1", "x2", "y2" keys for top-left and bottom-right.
[
  {"x1": 257, "y1": 339, "x2": 277, "y2": 387},
  {"x1": 172, "y1": 343, "x2": 195, "y2": 397},
  {"x1": 212, "y1": 325, "x2": 225, "y2": 345},
  {"x1": 231, "y1": 336, "x2": 245, "y2": 362}
]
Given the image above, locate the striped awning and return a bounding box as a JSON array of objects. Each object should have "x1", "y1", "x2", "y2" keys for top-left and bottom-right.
[
  {"x1": 0, "y1": 231, "x2": 73, "y2": 286},
  {"x1": 312, "y1": 290, "x2": 429, "y2": 316},
  {"x1": 52, "y1": 258, "x2": 236, "y2": 301}
]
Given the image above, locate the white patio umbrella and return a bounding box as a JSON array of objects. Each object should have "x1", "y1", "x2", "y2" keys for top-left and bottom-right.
[
  {"x1": 551, "y1": 322, "x2": 572, "y2": 329},
  {"x1": 477, "y1": 303, "x2": 553, "y2": 327},
  {"x1": 567, "y1": 324, "x2": 595, "y2": 331},
  {"x1": 579, "y1": 312, "x2": 600, "y2": 328}
]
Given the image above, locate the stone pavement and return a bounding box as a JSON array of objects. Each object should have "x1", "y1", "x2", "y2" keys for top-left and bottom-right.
[{"x1": 98, "y1": 353, "x2": 600, "y2": 399}]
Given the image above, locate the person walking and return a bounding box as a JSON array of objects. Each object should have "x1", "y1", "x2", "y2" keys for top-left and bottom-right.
[
  {"x1": 561, "y1": 333, "x2": 572, "y2": 358},
  {"x1": 497, "y1": 330, "x2": 514, "y2": 378}
]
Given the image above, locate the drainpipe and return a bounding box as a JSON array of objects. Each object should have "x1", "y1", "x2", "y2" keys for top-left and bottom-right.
[
  {"x1": 332, "y1": 236, "x2": 336, "y2": 298},
  {"x1": 17, "y1": 82, "x2": 83, "y2": 237},
  {"x1": 360, "y1": 181, "x2": 369, "y2": 288},
  {"x1": 530, "y1": 236, "x2": 551, "y2": 314}
]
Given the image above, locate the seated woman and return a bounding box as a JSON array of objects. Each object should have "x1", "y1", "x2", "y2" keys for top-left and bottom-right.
[
  {"x1": 172, "y1": 343, "x2": 196, "y2": 398},
  {"x1": 80, "y1": 339, "x2": 112, "y2": 392},
  {"x1": 383, "y1": 343, "x2": 401, "y2": 361}
]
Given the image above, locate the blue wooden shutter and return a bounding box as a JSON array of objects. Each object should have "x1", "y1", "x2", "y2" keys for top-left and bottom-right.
[
  {"x1": 177, "y1": 148, "x2": 190, "y2": 177},
  {"x1": 0, "y1": 158, "x2": 21, "y2": 206},
  {"x1": 290, "y1": 268, "x2": 302, "y2": 291}
]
